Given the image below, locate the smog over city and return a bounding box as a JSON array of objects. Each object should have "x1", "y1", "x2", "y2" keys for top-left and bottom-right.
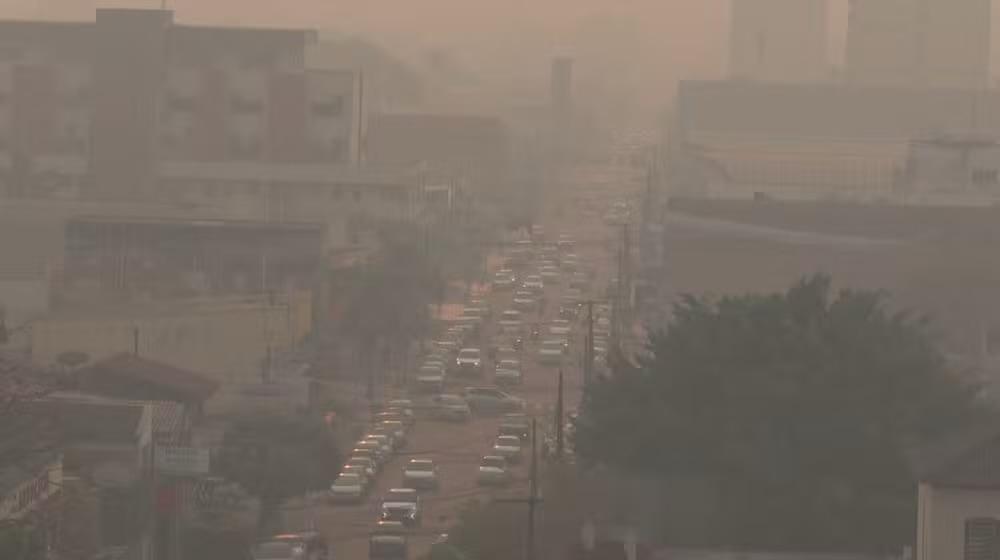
[{"x1": 1, "y1": 1, "x2": 999, "y2": 560}]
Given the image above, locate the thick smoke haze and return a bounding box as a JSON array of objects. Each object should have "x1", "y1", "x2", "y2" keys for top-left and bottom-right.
[{"x1": 3, "y1": 1, "x2": 998, "y2": 121}]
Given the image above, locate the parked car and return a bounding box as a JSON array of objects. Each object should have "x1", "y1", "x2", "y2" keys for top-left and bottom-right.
[
  {"x1": 403, "y1": 458, "x2": 440, "y2": 490},
  {"x1": 494, "y1": 360, "x2": 523, "y2": 386},
  {"x1": 522, "y1": 275, "x2": 544, "y2": 293},
  {"x1": 352, "y1": 444, "x2": 385, "y2": 467},
  {"x1": 492, "y1": 270, "x2": 517, "y2": 290},
  {"x1": 380, "y1": 488, "x2": 422, "y2": 527},
  {"x1": 477, "y1": 455, "x2": 512, "y2": 486},
  {"x1": 512, "y1": 291, "x2": 538, "y2": 311},
  {"x1": 498, "y1": 310, "x2": 523, "y2": 334},
  {"x1": 455, "y1": 348, "x2": 484, "y2": 376},
  {"x1": 414, "y1": 364, "x2": 446, "y2": 393},
  {"x1": 492, "y1": 435, "x2": 523, "y2": 464},
  {"x1": 430, "y1": 394, "x2": 472, "y2": 422},
  {"x1": 548, "y1": 319, "x2": 573, "y2": 337},
  {"x1": 362, "y1": 435, "x2": 394, "y2": 459},
  {"x1": 499, "y1": 413, "x2": 531, "y2": 440},
  {"x1": 340, "y1": 464, "x2": 372, "y2": 491},
  {"x1": 385, "y1": 400, "x2": 416, "y2": 426},
  {"x1": 462, "y1": 387, "x2": 526, "y2": 414},
  {"x1": 369, "y1": 521, "x2": 408, "y2": 560},
  {"x1": 344, "y1": 456, "x2": 377, "y2": 479},
  {"x1": 537, "y1": 339, "x2": 565, "y2": 365},
  {"x1": 267, "y1": 532, "x2": 329, "y2": 560},
  {"x1": 370, "y1": 427, "x2": 402, "y2": 451},
  {"x1": 329, "y1": 472, "x2": 366, "y2": 504},
  {"x1": 380, "y1": 421, "x2": 408, "y2": 447}
]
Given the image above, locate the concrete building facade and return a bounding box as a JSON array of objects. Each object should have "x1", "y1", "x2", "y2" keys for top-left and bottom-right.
[
  {"x1": 846, "y1": 0, "x2": 991, "y2": 89},
  {"x1": 0, "y1": 9, "x2": 366, "y2": 200},
  {"x1": 728, "y1": 0, "x2": 829, "y2": 83}
]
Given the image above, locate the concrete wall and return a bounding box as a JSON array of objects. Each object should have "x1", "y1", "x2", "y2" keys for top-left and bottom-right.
[
  {"x1": 31, "y1": 292, "x2": 312, "y2": 385},
  {"x1": 918, "y1": 482, "x2": 1000, "y2": 560}
]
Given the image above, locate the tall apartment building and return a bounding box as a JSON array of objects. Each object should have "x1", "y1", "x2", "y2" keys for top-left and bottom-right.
[
  {"x1": 846, "y1": 0, "x2": 991, "y2": 89},
  {"x1": 0, "y1": 8, "x2": 364, "y2": 200},
  {"x1": 728, "y1": 0, "x2": 829, "y2": 83}
]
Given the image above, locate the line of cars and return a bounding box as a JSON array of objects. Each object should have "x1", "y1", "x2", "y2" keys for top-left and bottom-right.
[
  {"x1": 477, "y1": 412, "x2": 533, "y2": 487},
  {"x1": 329, "y1": 401, "x2": 416, "y2": 505}
]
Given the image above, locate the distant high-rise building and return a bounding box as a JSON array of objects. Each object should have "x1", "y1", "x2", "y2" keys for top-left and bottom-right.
[
  {"x1": 728, "y1": 0, "x2": 829, "y2": 83},
  {"x1": 846, "y1": 0, "x2": 991, "y2": 89}
]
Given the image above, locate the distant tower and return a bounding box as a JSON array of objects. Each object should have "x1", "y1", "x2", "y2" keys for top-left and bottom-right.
[
  {"x1": 551, "y1": 56, "x2": 574, "y2": 156},
  {"x1": 728, "y1": 0, "x2": 828, "y2": 83}
]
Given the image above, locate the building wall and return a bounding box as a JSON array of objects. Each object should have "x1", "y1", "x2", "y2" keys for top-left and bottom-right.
[
  {"x1": 90, "y1": 9, "x2": 172, "y2": 200},
  {"x1": 918, "y1": 483, "x2": 1000, "y2": 560},
  {"x1": 729, "y1": 0, "x2": 828, "y2": 83},
  {"x1": 307, "y1": 70, "x2": 360, "y2": 164},
  {"x1": 0, "y1": 11, "x2": 332, "y2": 200},
  {"x1": 31, "y1": 292, "x2": 312, "y2": 385},
  {"x1": 846, "y1": 0, "x2": 990, "y2": 89}
]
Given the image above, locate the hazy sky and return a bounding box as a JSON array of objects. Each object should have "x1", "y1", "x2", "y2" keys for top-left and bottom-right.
[{"x1": 1, "y1": 1, "x2": 996, "y2": 121}]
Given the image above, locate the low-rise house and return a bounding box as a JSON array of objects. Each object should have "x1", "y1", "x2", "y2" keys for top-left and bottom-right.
[
  {"x1": 911, "y1": 421, "x2": 1000, "y2": 560},
  {"x1": 80, "y1": 353, "x2": 219, "y2": 417}
]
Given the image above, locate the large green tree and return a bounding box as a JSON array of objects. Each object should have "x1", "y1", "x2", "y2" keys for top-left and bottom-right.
[
  {"x1": 219, "y1": 414, "x2": 341, "y2": 532},
  {"x1": 573, "y1": 275, "x2": 982, "y2": 552}
]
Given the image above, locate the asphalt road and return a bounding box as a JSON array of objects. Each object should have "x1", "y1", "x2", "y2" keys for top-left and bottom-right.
[{"x1": 282, "y1": 166, "x2": 628, "y2": 560}]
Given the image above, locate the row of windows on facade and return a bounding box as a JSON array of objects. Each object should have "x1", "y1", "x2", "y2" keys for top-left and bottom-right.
[
  {"x1": 723, "y1": 160, "x2": 900, "y2": 188},
  {"x1": 0, "y1": 134, "x2": 347, "y2": 161},
  {"x1": 166, "y1": 93, "x2": 345, "y2": 117},
  {"x1": 176, "y1": 182, "x2": 409, "y2": 202},
  {"x1": 0, "y1": 88, "x2": 347, "y2": 118}
]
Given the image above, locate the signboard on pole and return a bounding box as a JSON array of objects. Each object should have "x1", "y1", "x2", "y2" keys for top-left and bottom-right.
[{"x1": 156, "y1": 446, "x2": 210, "y2": 476}]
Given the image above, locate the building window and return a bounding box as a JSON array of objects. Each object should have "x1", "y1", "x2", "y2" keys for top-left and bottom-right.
[
  {"x1": 965, "y1": 518, "x2": 1000, "y2": 560},
  {"x1": 166, "y1": 93, "x2": 197, "y2": 114},
  {"x1": 313, "y1": 96, "x2": 344, "y2": 117},
  {"x1": 230, "y1": 94, "x2": 263, "y2": 115},
  {"x1": 972, "y1": 169, "x2": 999, "y2": 187}
]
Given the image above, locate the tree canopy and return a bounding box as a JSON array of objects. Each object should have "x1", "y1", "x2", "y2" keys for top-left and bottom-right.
[
  {"x1": 219, "y1": 414, "x2": 341, "y2": 532},
  {"x1": 573, "y1": 275, "x2": 982, "y2": 551}
]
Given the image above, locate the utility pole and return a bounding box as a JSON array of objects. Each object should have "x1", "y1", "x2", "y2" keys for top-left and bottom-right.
[
  {"x1": 527, "y1": 418, "x2": 538, "y2": 560},
  {"x1": 584, "y1": 300, "x2": 595, "y2": 387},
  {"x1": 132, "y1": 326, "x2": 140, "y2": 357},
  {"x1": 555, "y1": 369, "x2": 564, "y2": 460},
  {"x1": 496, "y1": 419, "x2": 542, "y2": 560}
]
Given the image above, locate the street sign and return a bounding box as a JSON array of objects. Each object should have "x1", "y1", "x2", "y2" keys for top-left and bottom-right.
[{"x1": 155, "y1": 445, "x2": 210, "y2": 476}]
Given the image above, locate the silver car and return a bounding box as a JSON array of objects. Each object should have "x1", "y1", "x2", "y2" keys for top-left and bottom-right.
[
  {"x1": 492, "y1": 435, "x2": 523, "y2": 464},
  {"x1": 477, "y1": 455, "x2": 512, "y2": 486},
  {"x1": 430, "y1": 394, "x2": 472, "y2": 422}
]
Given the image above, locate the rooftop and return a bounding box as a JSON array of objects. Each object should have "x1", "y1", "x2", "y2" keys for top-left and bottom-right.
[{"x1": 83, "y1": 353, "x2": 219, "y2": 403}]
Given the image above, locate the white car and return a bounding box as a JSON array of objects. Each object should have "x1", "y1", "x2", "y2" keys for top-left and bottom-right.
[
  {"x1": 539, "y1": 266, "x2": 561, "y2": 283},
  {"x1": 512, "y1": 291, "x2": 538, "y2": 311},
  {"x1": 492, "y1": 435, "x2": 523, "y2": 464},
  {"x1": 477, "y1": 455, "x2": 512, "y2": 486},
  {"x1": 498, "y1": 310, "x2": 524, "y2": 336},
  {"x1": 522, "y1": 275, "x2": 544, "y2": 293},
  {"x1": 403, "y1": 458, "x2": 440, "y2": 490},
  {"x1": 493, "y1": 271, "x2": 516, "y2": 290},
  {"x1": 329, "y1": 473, "x2": 366, "y2": 504},
  {"x1": 548, "y1": 319, "x2": 573, "y2": 337}
]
